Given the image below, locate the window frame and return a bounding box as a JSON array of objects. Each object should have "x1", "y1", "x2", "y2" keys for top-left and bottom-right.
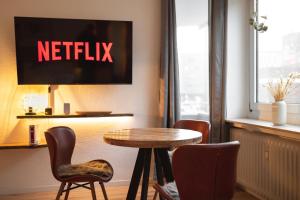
[{"x1": 249, "y1": 0, "x2": 300, "y2": 124}]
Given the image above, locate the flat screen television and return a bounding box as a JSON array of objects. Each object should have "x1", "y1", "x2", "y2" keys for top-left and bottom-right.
[{"x1": 14, "y1": 17, "x2": 132, "y2": 84}]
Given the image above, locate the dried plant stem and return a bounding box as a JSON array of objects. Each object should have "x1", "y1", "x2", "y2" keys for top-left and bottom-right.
[{"x1": 265, "y1": 72, "x2": 300, "y2": 102}]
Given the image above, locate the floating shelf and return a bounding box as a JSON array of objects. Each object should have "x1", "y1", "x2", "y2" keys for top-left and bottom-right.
[
  {"x1": 4, "y1": 113, "x2": 133, "y2": 150},
  {"x1": 17, "y1": 113, "x2": 134, "y2": 119},
  {"x1": 0, "y1": 143, "x2": 47, "y2": 150}
]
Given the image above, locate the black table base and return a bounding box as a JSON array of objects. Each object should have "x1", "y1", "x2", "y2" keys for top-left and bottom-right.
[{"x1": 126, "y1": 148, "x2": 174, "y2": 200}]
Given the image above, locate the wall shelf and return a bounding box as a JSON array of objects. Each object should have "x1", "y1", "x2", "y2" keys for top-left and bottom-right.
[
  {"x1": 0, "y1": 143, "x2": 47, "y2": 150},
  {"x1": 1, "y1": 113, "x2": 133, "y2": 150},
  {"x1": 16, "y1": 113, "x2": 134, "y2": 119}
]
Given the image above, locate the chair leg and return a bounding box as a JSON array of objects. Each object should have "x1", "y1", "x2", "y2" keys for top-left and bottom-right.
[
  {"x1": 99, "y1": 182, "x2": 108, "y2": 200},
  {"x1": 64, "y1": 183, "x2": 72, "y2": 200},
  {"x1": 90, "y1": 182, "x2": 97, "y2": 200},
  {"x1": 56, "y1": 182, "x2": 66, "y2": 200}
]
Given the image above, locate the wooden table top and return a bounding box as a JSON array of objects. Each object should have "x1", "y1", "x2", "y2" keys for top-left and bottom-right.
[{"x1": 103, "y1": 128, "x2": 202, "y2": 148}]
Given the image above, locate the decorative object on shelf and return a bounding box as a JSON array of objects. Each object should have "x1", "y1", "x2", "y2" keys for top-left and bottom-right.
[
  {"x1": 249, "y1": 12, "x2": 268, "y2": 33},
  {"x1": 29, "y1": 125, "x2": 39, "y2": 145},
  {"x1": 265, "y1": 72, "x2": 300, "y2": 125},
  {"x1": 45, "y1": 107, "x2": 52, "y2": 115},
  {"x1": 25, "y1": 106, "x2": 36, "y2": 115},
  {"x1": 64, "y1": 103, "x2": 70, "y2": 115}
]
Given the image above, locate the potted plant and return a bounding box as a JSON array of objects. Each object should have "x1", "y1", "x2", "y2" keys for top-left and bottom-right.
[
  {"x1": 249, "y1": 12, "x2": 268, "y2": 33},
  {"x1": 265, "y1": 72, "x2": 300, "y2": 125}
]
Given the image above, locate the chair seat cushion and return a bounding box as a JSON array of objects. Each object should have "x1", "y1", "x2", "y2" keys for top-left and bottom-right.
[
  {"x1": 162, "y1": 181, "x2": 180, "y2": 200},
  {"x1": 57, "y1": 159, "x2": 113, "y2": 180}
]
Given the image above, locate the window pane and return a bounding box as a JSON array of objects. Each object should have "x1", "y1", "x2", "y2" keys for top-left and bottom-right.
[
  {"x1": 257, "y1": 0, "x2": 300, "y2": 103},
  {"x1": 175, "y1": 0, "x2": 209, "y2": 117}
]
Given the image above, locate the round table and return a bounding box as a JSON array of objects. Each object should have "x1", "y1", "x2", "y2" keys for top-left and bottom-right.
[{"x1": 104, "y1": 128, "x2": 202, "y2": 200}]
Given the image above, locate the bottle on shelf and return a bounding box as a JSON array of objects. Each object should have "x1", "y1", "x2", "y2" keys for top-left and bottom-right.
[{"x1": 29, "y1": 125, "x2": 39, "y2": 146}]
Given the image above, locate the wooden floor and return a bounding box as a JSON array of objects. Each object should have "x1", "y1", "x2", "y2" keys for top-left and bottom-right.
[{"x1": 0, "y1": 185, "x2": 258, "y2": 200}]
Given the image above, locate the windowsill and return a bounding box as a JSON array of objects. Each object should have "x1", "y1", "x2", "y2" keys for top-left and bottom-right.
[{"x1": 226, "y1": 118, "x2": 300, "y2": 142}]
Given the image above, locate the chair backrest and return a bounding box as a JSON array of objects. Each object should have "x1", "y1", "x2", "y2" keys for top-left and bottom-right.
[
  {"x1": 44, "y1": 126, "x2": 76, "y2": 181},
  {"x1": 172, "y1": 141, "x2": 240, "y2": 200},
  {"x1": 173, "y1": 120, "x2": 211, "y2": 143}
]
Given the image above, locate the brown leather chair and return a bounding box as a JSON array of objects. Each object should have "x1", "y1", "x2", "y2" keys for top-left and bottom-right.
[
  {"x1": 153, "y1": 141, "x2": 240, "y2": 200},
  {"x1": 45, "y1": 126, "x2": 113, "y2": 200},
  {"x1": 173, "y1": 120, "x2": 210, "y2": 144}
]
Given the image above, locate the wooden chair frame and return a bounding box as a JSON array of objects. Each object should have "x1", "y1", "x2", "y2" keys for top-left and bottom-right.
[
  {"x1": 45, "y1": 126, "x2": 113, "y2": 200},
  {"x1": 55, "y1": 181, "x2": 108, "y2": 200}
]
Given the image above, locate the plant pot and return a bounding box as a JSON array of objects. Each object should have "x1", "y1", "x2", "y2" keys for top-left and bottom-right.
[{"x1": 272, "y1": 100, "x2": 287, "y2": 126}]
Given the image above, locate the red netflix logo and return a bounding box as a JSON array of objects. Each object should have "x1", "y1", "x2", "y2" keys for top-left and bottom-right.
[{"x1": 37, "y1": 40, "x2": 113, "y2": 63}]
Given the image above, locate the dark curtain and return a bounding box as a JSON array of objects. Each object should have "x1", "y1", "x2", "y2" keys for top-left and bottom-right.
[
  {"x1": 209, "y1": 0, "x2": 228, "y2": 142},
  {"x1": 159, "y1": 0, "x2": 180, "y2": 128}
]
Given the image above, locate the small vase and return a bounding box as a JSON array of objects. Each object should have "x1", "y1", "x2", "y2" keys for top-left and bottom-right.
[{"x1": 272, "y1": 100, "x2": 287, "y2": 126}]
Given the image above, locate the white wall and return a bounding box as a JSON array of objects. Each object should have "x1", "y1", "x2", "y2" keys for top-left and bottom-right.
[
  {"x1": 0, "y1": 0, "x2": 161, "y2": 195},
  {"x1": 226, "y1": 0, "x2": 250, "y2": 119}
]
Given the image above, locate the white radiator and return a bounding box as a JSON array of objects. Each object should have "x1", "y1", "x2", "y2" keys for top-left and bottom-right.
[{"x1": 231, "y1": 128, "x2": 300, "y2": 200}]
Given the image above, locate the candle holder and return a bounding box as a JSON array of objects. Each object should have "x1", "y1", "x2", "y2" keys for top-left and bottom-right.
[
  {"x1": 25, "y1": 106, "x2": 36, "y2": 115},
  {"x1": 45, "y1": 107, "x2": 52, "y2": 115}
]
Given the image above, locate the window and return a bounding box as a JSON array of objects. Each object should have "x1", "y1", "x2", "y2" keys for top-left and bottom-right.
[
  {"x1": 175, "y1": 0, "x2": 209, "y2": 119},
  {"x1": 253, "y1": 0, "x2": 300, "y2": 104}
]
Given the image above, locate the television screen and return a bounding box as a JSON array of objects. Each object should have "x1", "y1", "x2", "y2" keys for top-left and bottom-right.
[{"x1": 14, "y1": 17, "x2": 132, "y2": 84}]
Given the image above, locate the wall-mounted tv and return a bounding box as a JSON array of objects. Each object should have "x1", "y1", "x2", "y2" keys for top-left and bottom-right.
[{"x1": 14, "y1": 17, "x2": 132, "y2": 84}]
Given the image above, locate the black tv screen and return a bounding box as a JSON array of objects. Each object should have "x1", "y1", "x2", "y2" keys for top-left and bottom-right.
[{"x1": 14, "y1": 17, "x2": 132, "y2": 84}]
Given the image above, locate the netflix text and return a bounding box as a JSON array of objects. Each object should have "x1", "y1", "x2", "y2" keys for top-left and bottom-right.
[{"x1": 37, "y1": 40, "x2": 113, "y2": 63}]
